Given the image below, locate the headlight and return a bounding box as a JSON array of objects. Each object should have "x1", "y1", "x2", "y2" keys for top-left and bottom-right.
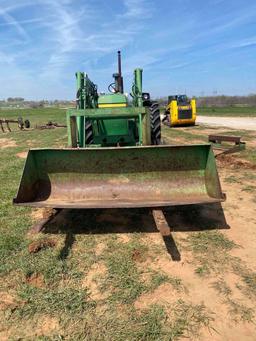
[{"x1": 142, "y1": 93, "x2": 150, "y2": 101}]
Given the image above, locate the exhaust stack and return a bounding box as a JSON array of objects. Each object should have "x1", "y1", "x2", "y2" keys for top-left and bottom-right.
[{"x1": 113, "y1": 51, "x2": 124, "y2": 93}]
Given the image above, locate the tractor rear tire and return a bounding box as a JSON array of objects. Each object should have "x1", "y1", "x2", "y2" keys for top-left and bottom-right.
[
  {"x1": 85, "y1": 119, "x2": 93, "y2": 145},
  {"x1": 150, "y1": 102, "x2": 161, "y2": 145}
]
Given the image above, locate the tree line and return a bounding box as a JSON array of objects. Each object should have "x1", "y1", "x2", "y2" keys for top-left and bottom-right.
[{"x1": 156, "y1": 94, "x2": 256, "y2": 107}]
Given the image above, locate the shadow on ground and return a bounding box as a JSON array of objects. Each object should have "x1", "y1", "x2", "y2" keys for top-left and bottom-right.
[{"x1": 42, "y1": 203, "x2": 229, "y2": 262}]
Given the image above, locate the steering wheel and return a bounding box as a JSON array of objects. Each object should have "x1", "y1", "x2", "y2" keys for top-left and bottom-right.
[{"x1": 108, "y1": 82, "x2": 117, "y2": 93}]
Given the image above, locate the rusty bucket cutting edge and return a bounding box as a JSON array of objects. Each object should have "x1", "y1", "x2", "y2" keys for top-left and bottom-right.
[{"x1": 13, "y1": 145, "x2": 225, "y2": 209}]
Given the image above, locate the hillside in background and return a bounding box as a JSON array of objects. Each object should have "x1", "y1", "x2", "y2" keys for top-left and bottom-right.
[{"x1": 1, "y1": 94, "x2": 256, "y2": 109}]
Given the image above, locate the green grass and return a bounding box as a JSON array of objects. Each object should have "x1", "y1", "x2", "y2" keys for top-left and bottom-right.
[
  {"x1": 0, "y1": 107, "x2": 66, "y2": 126},
  {"x1": 100, "y1": 238, "x2": 148, "y2": 304},
  {"x1": 16, "y1": 285, "x2": 94, "y2": 317},
  {"x1": 197, "y1": 106, "x2": 256, "y2": 117},
  {"x1": 186, "y1": 231, "x2": 237, "y2": 254},
  {"x1": 99, "y1": 237, "x2": 183, "y2": 304}
]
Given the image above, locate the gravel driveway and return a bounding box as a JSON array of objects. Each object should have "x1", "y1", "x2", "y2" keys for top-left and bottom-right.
[{"x1": 197, "y1": 116, "x2": 256, "y2": 130}]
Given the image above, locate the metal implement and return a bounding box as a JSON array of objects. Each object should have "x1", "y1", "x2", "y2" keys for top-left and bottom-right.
[
  {"x1": 14, "y1": 145, "x2": 225, "y2": 208},
  {"x1": 35, "y1": 121, "x2": 67, "y2": 130},
  {"x1": 209, "y1": 135, "x2": 246, "y2": 156},
  {"x1": 163, "y1": 95, "x2": 196, "y2": 127},
  {"x1": 0, "y1": 117, "x2": 30, "y2": 132},
  {"x1": 14, "y1": 51, "x2": 225, "y2": 211}
]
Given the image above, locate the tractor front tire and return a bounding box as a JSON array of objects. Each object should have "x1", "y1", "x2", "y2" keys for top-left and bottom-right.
[{"x1": 150, "y1": 102, "x2": 161, "y2": 145}]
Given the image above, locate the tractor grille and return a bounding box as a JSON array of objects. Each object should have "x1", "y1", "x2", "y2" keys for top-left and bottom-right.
[{"x1": 178, "y1": 108, "x2": 192, "y2": 119}]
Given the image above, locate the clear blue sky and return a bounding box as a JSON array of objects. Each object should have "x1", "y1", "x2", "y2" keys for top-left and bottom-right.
[{"x1": 0, "y1": 0, "x2": 255, "y2": 100}]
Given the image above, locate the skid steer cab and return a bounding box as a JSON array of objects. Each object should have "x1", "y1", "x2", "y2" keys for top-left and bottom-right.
[
  {"x1": 14, "y1": 52, "x2": 225, "y2": 209},
  {"x1": 163, "y1": 94, "x2": 196, "y2": 127}
]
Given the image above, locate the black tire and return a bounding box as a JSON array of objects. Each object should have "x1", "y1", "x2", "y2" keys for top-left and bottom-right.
[
  {"x1": 24, "y1": 119, "x2": 30, "y2": 129},
  {"x1": 150, "y1": 102, "x2": 161, "y2": 145},
  {"x1": 85, "y1": 119, "x2": 93, "y2": 145}
]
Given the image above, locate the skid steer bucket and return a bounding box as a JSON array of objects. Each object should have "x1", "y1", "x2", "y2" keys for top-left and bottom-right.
[{"x1": 13, "y1": 145, "x2": 225, "y2": 209}]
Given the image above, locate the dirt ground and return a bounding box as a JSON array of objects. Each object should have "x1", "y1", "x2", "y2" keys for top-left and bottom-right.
[
  {"x1": 0, "y1": 138, "x2": 17, "y2": 149},
  {"x1": 1, "y1": 119, "x2": 256, "y2": 340},
  {"x1": 197, "y1": 116, "x2": 256, "y2": 130},
  {"x1": 33, "y1": 157, "x2": 256, "y2": 340},
  {"x1": 43, "y1": 124, "x2": 255, "y2": 339}
]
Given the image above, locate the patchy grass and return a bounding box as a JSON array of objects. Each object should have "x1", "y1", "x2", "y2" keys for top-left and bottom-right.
[
  {"x1": 187, "y1": 232, "x2": 256, "y2": 323},
  {"x1": 98, "y1": 237, "x2": 184, "y2": 305},
  {"x1": 162, "y1": 125, "x2": 206, "y2": 144},
  {"x1": 184, "y1": 231, "x2": 238, "y2": 276},
  {"x1": 224, "y1": 175, "x2": 241, "y2": 184},
  {"x1": 239, "y1": 148, "x2": 256, "y2": 166},
  {"x1": 233, "y1": 268, "x2": 256, "y2": 300},
  {"x1": 241, "y1": 273, "x2": 256, "y2": 298},
  {"x1": 167, "y1": 300, "x2": 214, "y2": 339},
  {"x1": 149, "y1": 271, "x2": 183, "y2": 292},
  {"x1": 242, "y1": 185, "x2": 256, "y2": 192},
  {"x1": 162, "y1": 119, "x2": 256, "y2": 166},
  {"x1": 227, "y1": 299, "x2": 255, "y2": 323},
  {"x1": 186, "y1": 230, "x2": 237, "y2": 254},
  {"x1": 212, "y1": 278, "x2": 232, "y2": 297},
  {"x1": 1, "y1": 107, "x2": 256, "y2": 339},
  {"x1": 211, "y1": 277, "x2": 255, "y2": 323}
]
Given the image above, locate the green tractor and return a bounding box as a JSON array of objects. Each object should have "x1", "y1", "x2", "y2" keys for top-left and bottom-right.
[
  {"x1": 14, "y1": 52, "x2": 225, "y2": 209},
  {"x1": 68, "y1": 51, "x2": 161, "y2": 148}
]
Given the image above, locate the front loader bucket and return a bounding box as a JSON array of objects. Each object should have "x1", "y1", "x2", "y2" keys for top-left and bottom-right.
[{"x1": 14, "y1": 145, "x2": 225, "y2": 209}]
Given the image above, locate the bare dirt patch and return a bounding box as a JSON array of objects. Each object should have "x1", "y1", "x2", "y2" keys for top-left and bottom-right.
[
  {"x1": 134, "y1": 283, "x2": 177, "y2": 310},
  {"x1": 217, "y1": 154, "x2": 256, "y2": 170},
  {"x1": 16, "y1": 151, "x2": 28, "y2": 158},
  {"x1": 131, "y1": 249, "x2": 144, "y2": 262},
  {"x1": 197, "y1": 116, "x2": 256, "y2": 130},
  {"x1": 82, "y1": 262, "x2": 108, "y2": 300},
  {"x1": 31, "y1": 208, "x2": 55, "y2": 221},
  {"x1": 27, "y1": 139, "x2": 36, "y2": 147},
  {"x1": 95, "y1": 242, "x2": 105, "y2": 256},
  {"x1": 28, "y1": 238, "x2": 56, "y2": 253},
  {"x1": 34, "y1": 315, "x2": 60, "y2": 337},
  {"x1": 26, "y1": 273, "x2": 45, "y2": 288},
  {"x1": 0, "y1": 138, "x2": 17, "y2": 149},
  {"x1": 0, "y1": 292, "x2": 19, "y2": 311},
  {"x1": 118, "y1": 234, "x2": 131, "y2": 243},
  {"x1": 0, "y1": 315, "x2": 60, "y2": 340}
]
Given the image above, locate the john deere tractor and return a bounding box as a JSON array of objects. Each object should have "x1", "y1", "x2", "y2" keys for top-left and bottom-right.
[
  {"x1": 14, "y1": 52, "x2": 225, "y2": 209},
  {"x1": 68, "y1": 51, "x2": 161, "y2": 148}
]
